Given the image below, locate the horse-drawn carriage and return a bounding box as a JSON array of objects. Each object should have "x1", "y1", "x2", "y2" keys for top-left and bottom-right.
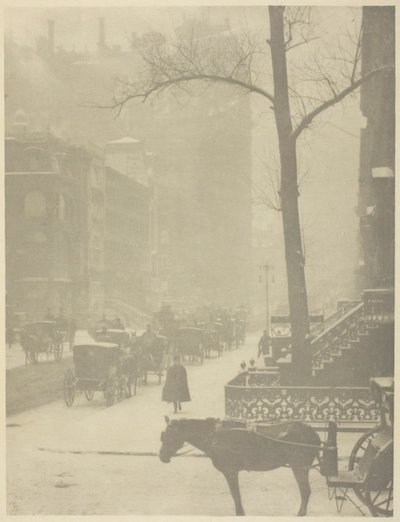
[
  {"x1": 221, "y1": 318, "x2": 235, "y2": 350},
  {"x1": 159, "y1": 376, "x2": 394, "y2": 517},
  {"x1": 139, "y1": 334, "x2": 168, "y2": 384},
  {"x1": 63, "y1": 341, "x2": 137, "y2": 407},
  {"x1": 174, "y1": 327, "x2": 205, "y2": 364},
  {"x1": 202, "y1": 323, "x2": 223, "y2": 358},
  {"x1": 20, "y1": 320, "x2": 64, "y2": 364},
  {"x1": 323, "y1": 377, "x2": 394, "y2": 516}
]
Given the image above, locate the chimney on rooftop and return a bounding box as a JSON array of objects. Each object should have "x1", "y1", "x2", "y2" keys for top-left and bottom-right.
[
  {"x1": 98, "y1": 18, "x2": 106, "y2": 52},
  {"x1": 48, "y1": 19, "x2": 54, "y2": 54}
]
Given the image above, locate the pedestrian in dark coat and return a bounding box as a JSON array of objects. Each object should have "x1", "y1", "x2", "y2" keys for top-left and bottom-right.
[
  {"x1": 162, "y1": 356, "x2": 191, "y2": 413},
  {"x1": 258, "y1": 329, "x2": 274, "y2": 367}
]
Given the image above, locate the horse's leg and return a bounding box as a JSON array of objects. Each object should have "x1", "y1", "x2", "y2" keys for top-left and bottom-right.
[
  {"x1": 222, "y1": 470, "x2": 245, "y2": 516},
  {"x1": 291, "y1": 464, "x2": 311, "y2": 516}
]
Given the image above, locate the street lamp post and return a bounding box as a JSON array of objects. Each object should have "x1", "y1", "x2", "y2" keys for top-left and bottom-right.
[{"x1": 260, "y1": 263, "x2": 270, "y2": 334}]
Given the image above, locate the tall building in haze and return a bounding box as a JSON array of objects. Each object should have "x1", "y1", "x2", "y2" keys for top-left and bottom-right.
[{"x1": 5, "y1": 13, "x2": 253, "y2": 312}]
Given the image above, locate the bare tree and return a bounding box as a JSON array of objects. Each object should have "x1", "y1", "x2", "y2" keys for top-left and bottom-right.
[{"x1": 102, "y1": 6, "x2": 393, "y2": 383}]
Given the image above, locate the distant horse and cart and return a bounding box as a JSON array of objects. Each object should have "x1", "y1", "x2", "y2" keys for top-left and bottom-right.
[
  {"x1": 20, "y1": 321, "x2": 65, "y2": 364},
  {"x1": 138, "y1": 333, "x2": 169, "y2": 385},
  {"x1": 63, "y1": 326, "x2": 170, "y2": 407},
  {"x1": 97, "y1": 326, "x2": 168, "y2": 385},
  {"x1": 63, "y1": 341, "x2": 135, "y2": 407},
  {"x1": 154, "y1": 306, "x2": 246, "y2": 359}
]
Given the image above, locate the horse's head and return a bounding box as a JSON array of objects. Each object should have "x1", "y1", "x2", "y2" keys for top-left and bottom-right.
[{"x1": 159, "y1": 416, "x2": 185, "y2": 463}]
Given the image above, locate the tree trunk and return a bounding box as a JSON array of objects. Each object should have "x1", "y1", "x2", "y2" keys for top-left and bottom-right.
[{"x1": 268, "y1": 6, "x2": 311, "y2": 384}]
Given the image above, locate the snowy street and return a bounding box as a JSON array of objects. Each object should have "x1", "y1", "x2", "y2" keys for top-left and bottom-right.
[{"x1": 7, "y1": 333, "x2": 362, "y2": 516}]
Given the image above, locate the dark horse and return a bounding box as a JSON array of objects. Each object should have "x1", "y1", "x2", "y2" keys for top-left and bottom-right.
[{"x1": 159, "y1": 417, "x2": 321, "y2": 516}]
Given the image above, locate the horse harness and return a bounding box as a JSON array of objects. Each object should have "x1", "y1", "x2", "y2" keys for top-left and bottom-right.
[
  {"x1": 164, "y1": 423, "x2": 325, "y2": 461},
  {"x1": 213, "y1": 427, "x2": 325, "y2": 451}
]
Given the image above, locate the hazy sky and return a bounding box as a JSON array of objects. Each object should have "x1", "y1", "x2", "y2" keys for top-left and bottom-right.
[
  {"x1": 5, "y1": 5, "x2": 364, "y2": 308},
  {"x1": 5, "y1": 6, "x2": 359, "y2": 53},
  {"x1": 5, "y1": 6, "x2": 263, "y2": 52}
]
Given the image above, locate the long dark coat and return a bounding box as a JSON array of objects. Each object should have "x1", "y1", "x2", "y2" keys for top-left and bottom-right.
[{"x1": 162, "y1": 363, "x2": 191, "y2": 403}]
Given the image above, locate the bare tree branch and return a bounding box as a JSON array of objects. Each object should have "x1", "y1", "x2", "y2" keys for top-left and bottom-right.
[
  {"x1": 291, "y1": 65, "x2": 393, "y2": 141},
  {"x1": 284, "y1": 6, "x2": 319, "y2": 53},
  {"x1": 253, "y1": 152, "x2": 282, "y2": 212},
  {"x1": 350, "y1": 25, "x2": 362, "y2": 83},
  {"x1": 109, "y1": 73, "x2": 274, "y2": 112},
  {"x1": 286, "y1": 36, "x2": 319, "y2": 52}
]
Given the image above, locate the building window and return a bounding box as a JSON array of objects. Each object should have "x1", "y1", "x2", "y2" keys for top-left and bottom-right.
[{"x1": 24, "y1": 191, "x2": 46, "y2": 218}]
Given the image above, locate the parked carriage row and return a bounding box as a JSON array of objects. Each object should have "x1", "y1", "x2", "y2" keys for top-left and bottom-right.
[
  {"x1": 62, "y1": 320, "x2": 247, "y2": 408},
  {"x1": 17, "y1": 309, "x2": 247, "y2": 365}
]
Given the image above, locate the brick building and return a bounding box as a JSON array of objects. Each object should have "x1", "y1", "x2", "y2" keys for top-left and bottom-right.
[
  {"x1": 5, "y1": 15, "x2": 253, "y2": 312},
  {"x1": 5, "y1": 122, "x2": 105, "y2": 326}
]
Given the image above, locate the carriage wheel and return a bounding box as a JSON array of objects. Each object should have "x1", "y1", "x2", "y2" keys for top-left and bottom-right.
[
  {"x1": 349, "y1": 428, "x2": 393, "y2": 517},
  {"x1": 84, "y1": 389, "x2": 94, "y2": 401},
  {"x1": 348, "y1": 427, "x2": 379, "y2": 471},
  {"x1": 365, "y1": 480, "x2": 393, "y2": 517},
  {"x1": 63, "y1": 369, "x2": 75, "y2": 407}
]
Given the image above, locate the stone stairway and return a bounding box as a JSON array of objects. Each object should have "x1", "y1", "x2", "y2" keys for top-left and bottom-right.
[
  {"x1": 311, "y1": 301, "x2": 364, "y2": 384},
  {"x1": 104, "y1": 299, "x2": 151, "y2": 330},
  {"x1": 310, "y1": 289, "x2": 394, "y2": 386}
]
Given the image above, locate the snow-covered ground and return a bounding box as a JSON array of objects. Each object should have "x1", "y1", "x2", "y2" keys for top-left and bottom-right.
[{"x1": 6, "y1": 333, "x2": 363, "y2": 516}]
